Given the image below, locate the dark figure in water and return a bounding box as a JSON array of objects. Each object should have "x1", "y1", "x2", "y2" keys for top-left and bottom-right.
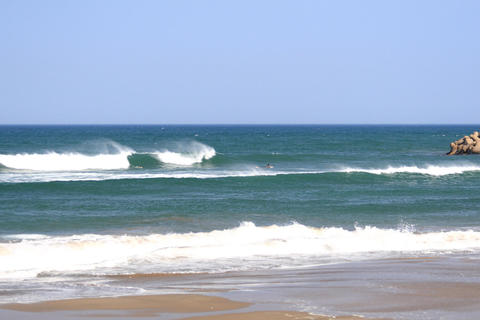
[{"x1": 266, "y1": 163, "x2": 273, "y2": 168}]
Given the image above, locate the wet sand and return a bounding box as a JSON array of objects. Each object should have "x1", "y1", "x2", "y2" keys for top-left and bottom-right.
[
  {"x1": 2, "y1": 294, "x2": 249, "y2": 315},
  {"x1": 2, "y1": 255, "x2": 479, "y2": 319},
  {"x1": 180, "y1": 311, "x2": 381, "y2": 320},
  {"x1": 106, "y1": 272, "x2": 206, "y2": 280},
  {"x1": 181, "y1": 311, "x2": 380, "y2": 320},
  {"x1": 0, "y1": 295, "x2": 379, "y2": 320}
]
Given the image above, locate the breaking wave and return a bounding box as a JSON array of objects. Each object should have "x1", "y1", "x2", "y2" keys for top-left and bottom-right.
[
  {"x1": 153, "y1": 141, "x2": 216, "y2": 165},
  {"x1": 339, "y1": 164, "x2": 480, "y2": 176},
  {"x1": 1, "y1": 222, "x2": 479, "y2": 279},
  {"x1": 0, "y1": 142, "x2": 134, "y2": 171},
  {"x1": 0, "y1": 169, "x2": 282, "y2": 183},
  {"x1": 0, "y1": 141, "x2": 216, "y2": 172}
]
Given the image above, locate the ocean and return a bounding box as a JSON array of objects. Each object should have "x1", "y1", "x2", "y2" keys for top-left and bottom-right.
[{"x1": 1, "y1": 125, "x2": 480, "y2": 319}]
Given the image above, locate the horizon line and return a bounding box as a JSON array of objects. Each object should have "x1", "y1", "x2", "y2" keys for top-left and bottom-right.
[{"x1": 0, "y1": 123, "x2": 480, "y2": 126}]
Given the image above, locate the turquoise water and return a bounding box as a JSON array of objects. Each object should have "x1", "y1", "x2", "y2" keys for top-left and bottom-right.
[{"x1": 1, "y1": 125, "x2": 480, "y2": 303}]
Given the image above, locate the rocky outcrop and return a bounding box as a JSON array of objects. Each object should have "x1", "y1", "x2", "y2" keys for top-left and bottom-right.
[{"x1": 447, "y1": 131, "x2": 480, "y2": 155}]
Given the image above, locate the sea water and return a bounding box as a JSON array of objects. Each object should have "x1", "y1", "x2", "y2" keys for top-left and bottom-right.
[{"x1": 1, "y1": 125, "x2": 480, "y2": 306}]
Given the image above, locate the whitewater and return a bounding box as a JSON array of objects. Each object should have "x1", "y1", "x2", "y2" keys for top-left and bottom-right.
[
  {"x1": 1, "y1": 222, "x2": 480, "y2": 279},
  {"x1": 0, "y1": 140, "x2": 216, "y2": 172},
  {"x1": 1, "y1": 162, "x2": 480, "y2": 183}
]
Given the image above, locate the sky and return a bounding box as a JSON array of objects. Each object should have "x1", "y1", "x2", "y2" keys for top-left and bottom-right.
[{"x1": 0, "y1": 0, "x2": 479, "y2": 124}]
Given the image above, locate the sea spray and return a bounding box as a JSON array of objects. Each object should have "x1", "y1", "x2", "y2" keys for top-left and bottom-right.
[{"x1": 153, "y1": 141, "x2": 216, "y2": 165}]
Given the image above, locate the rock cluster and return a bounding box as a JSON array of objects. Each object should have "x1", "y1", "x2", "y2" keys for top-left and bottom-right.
[{"x1": 447, "y1": 131, "x2": 480, "y2": 155}]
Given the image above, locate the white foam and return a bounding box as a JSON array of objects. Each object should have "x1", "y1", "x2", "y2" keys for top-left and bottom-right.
[
  {"x1": 153, "y1": 141, "x2": 216, "y2": 165},
  {"x1": 0, "y1": 168, "x2": 299, "y2": 183},
  {"x1": 1, "y1": 222, "x2": 479, "y2": 279},
  {"x1": 0, "y1": 152, "x2": 132, "y2": 171},
  {"x1": 2, "y1": 161, "x2": 480, "y2": 183},
  {"x1": 3, "y1": 234, "x2": 49, "y2": 241},
  {"x1": 339, "y1": 164, "x2": 480, "y2": 176},
  {"x1": 0, "y1": 143, "x2": 134, "y2": 171}
]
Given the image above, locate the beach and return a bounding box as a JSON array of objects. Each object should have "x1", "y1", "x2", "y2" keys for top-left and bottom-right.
[
  {"x1": 1, "y1": 294, "x2": 371, "y2": 319},
  {"x1": 2, "y1": 0, "x2": 479, "y2": 316},
  {"x1": 2, "y1": 255, "x2": 480, "y2": 319},
  {"x1": 1, "y1": 125, "x2": 480, "y2": 319}
]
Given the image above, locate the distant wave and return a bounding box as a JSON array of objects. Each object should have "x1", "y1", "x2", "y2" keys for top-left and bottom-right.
[
  {"x1": 0, "y1": 169, "x2": 287, "y2": 183},
  {"x1": 1, "y1": 222, "x2": 479, "y2": 279},
  {"x1": 0, "y1": 141, "x2": 133, "y2": 171},
  {"x1": 2, "y1": 163, "x2": 480, "y2": 183},
  {"x1": 153, "y1": 141, "x2": 216, "y2": 165},
  {"x1": 2, "y1": 145, "x2": 480, "y2": 183},
  {"x1": 339, "y1": 164, "x2": 480, "y2": 176},
  {"x1": 0, "y1": 141, "x2": 216, "y2": 172}
]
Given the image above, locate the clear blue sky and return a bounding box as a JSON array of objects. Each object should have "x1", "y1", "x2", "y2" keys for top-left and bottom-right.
[{"x1": 1, "y1": 0, "x2": 479, "y2": 124}]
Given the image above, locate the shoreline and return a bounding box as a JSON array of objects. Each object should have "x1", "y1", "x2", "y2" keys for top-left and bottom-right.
[
  {"x1": 2, "y1": 256, "x2": 480, "y2": 319},
  {"x1": 0, "y1": 294, "x2": 383, "y2": 320}
]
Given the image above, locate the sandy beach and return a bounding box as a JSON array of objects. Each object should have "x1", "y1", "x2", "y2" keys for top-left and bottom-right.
[
  {"x1": 2, "y1": 294, "x2": 249, "y2": 314},
  {"x1": 1, "y1": 294, "x2": 383, "y2": 320},
  {"x1": 2, "y1": 256, "x2": 479, "y2": 320}
]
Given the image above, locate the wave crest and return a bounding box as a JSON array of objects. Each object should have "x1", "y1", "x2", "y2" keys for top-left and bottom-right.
[
  {"x1": 0, "y1": 141, "x2": 133, "y2": 171},
  {"x1": 153, "y1": 141, "x2": 216, "y2": 165},
  {"x1": 1, "y1": 222, "x2": 479, "y2": 279}
]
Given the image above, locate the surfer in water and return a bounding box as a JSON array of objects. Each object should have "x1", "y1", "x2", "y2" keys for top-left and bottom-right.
[{"x1": 255, "y1": 163, "x2": 274, "y2": 169}]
